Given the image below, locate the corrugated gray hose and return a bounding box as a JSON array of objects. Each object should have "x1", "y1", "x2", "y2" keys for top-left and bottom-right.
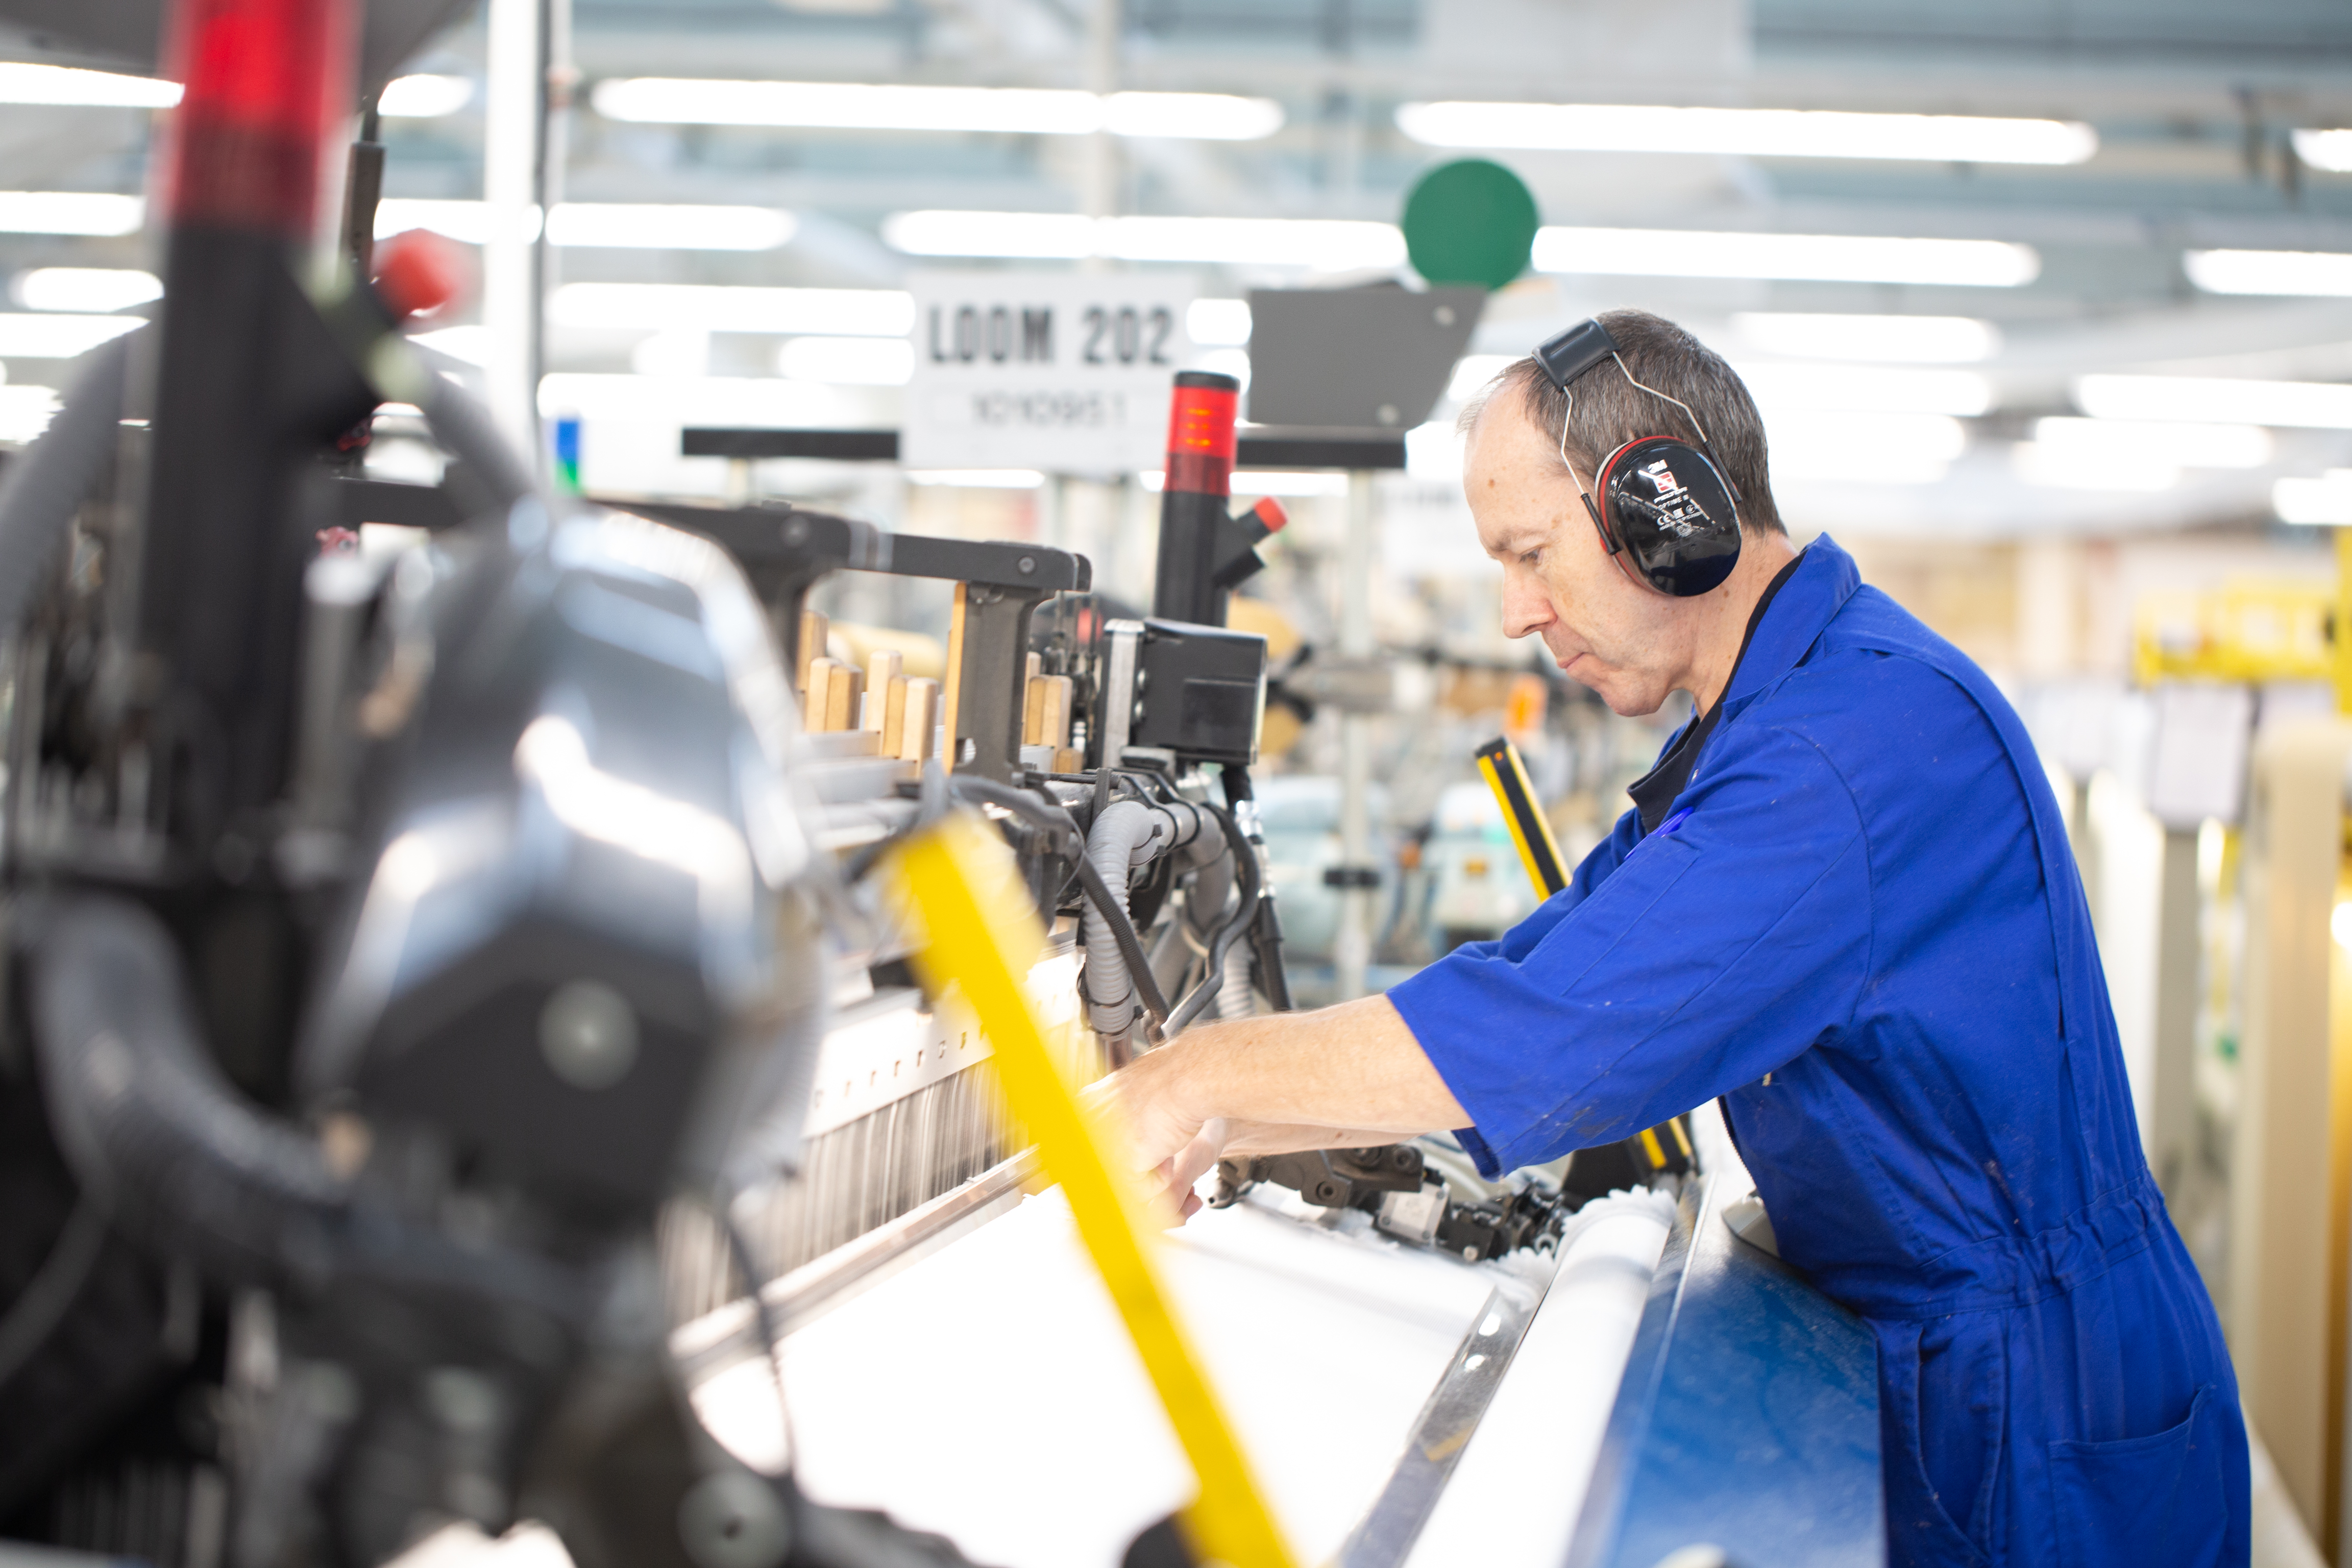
[
  {"x1": 29, "y1": 896, "x2": 349, "y2": 1291},
  {"x1": 1081, "y1": 797, "x2": 1217, "y2": 1048}
]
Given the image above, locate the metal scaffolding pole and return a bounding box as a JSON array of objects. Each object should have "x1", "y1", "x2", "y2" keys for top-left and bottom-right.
[
  {"x1": 1333, "y1": 469, "x2": 1377, "y2": 1001},
  {"x1": 482, "y1": 0, "x2": 546, "y2": 469}
]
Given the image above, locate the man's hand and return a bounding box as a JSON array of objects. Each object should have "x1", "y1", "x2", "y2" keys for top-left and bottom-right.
[{"x1": 1089, "y1": 994, "x2": 1474, "y2": 1222}]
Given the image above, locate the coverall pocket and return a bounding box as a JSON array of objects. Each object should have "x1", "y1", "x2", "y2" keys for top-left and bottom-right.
[{"x1": 2046, "y1": 1383, "x2": 2227, "y2": 1568}]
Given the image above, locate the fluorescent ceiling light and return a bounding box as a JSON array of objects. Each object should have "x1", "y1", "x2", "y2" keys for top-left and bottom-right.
[
  {"x1": 551, "y1": 283, "x2": 912, "y2": 335},
  {"x1": 0, "y1": 63, "x2": 179, "y2": 109},
  {"x1": 777, "y1": 335, "x2": 914, "y2": 385},
  {"x1": 0, "y1": 192, "x2": 144, "y2": 237},
  {"x1": 2074, "y1": 374, "x2": 2352, "y2": 429},
  {"x1": 1735, "y1": 362, "x2": 1991, "y2": 416},
  {"x1": 2274, "y1": 470, "x2": 2352, "y2": 524},
  {"x1": 1534, "y1": 227, "x2": 2039, "y2": 287},
  {"x1": 1767, "y1": 411, "x2": 1965, "y2": 485},
  {"x1": 545, "y1": 204, "x2": 794, "y2": 250},
  {"x1": 597, "y1": 79, "x2": 1095, "y2": 133},
  {"x1": 15, "y1": 267, "x2": 160, "y2": 312},
  {"x1": 885, "y1": 210, "x2": 1094, "y2": 258},
  {"x1": 0, "y1": 385, "x2": 59, "y2": 443},
  {"x1": 375, "y1": 201, "x2": 794, "y2": 251},
  {"x1": 2013, "y1": 442, "x2": 2177, "y2": 493},
  {"x1": 905, "y1": 469, "x2": 1046, "y2": 488},
  {"x1": 2030, "y1": 416, "x2": 2272, "y2": 469},
  {"x1": 2183, "y1": 249, "x2": 2352, "y2": 297},
  {"x1": 1101, "y1": 92, "x2": 1283, "y2": 141},
  {"x1": 591, "y1": 78, "x2": 1282, "y2": 140},
  {"x1": 1188, "y1": 298, "x2": 1252, "y2": 346},
  {"x1": 883, "y1": 211, "x2": 1405, "y2": 270},
  {"x1": 537, "y1": 373, "x2": 859, "y2": 425},
  {"x1": 0, "y1": 312, "x2": 146, "y2": 358},
  {"x1": 1729, "y1": 312, "x2": 1998, "y2": 363},
  {"x1": 378, "y1": 74, "x2": 473, "y2": 118},
  {"x1": 2291, "y1": 130, "x2": 2352, "y2": 173},
  {"x1": 1398, "y1": 102, "x2": 2094, "y2": 165},
  {"x1": 1139, "y1": 469, "x2": 1349, "y2": 495},
  {"x1": 1233, "y1": 471, "x2": 1352, "y2": 496},
  {"x1": 1447, "y1": 353, "x2": 1516, "y2": 402},
  {"x1": 1113, "y1": 217, "x2": 1400, "y2": 268}
]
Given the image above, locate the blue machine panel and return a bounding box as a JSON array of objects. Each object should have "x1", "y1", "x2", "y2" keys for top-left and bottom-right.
[{"x1": 1567, "y1": 1171, "x2": 1883, "y2": 1568}]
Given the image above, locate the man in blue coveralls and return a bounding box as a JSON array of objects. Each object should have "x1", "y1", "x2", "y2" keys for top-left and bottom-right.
[{"x1": 1110, "y1": 308, "x2": 2248, "y2": 1566}]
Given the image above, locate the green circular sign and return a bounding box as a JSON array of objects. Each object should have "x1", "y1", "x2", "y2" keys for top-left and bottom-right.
[{"x1": 1402, "y1": 159, "x2": 1539, "y2": 292}]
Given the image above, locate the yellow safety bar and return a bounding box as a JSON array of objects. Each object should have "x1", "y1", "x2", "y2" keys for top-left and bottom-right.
[
  {"x1": 885, "y1": 812, "x2": 1298, "y2": 1568},
  {"x1": 1474, "y1": 736, "x2": 1568, "y2": 898},
  {"x1": 1476, "y1": 737, "x2": 1690, "y2": 1177},
  {"x1": 2338, "y1": 528, "x2": 2352, "y2": 716}
]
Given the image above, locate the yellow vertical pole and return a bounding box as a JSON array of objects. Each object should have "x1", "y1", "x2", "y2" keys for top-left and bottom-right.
[
  {"x1": 2335, "y1": 524, "x2": 2352, "y2": 715},
  {"x1": 885, "y1": 813, "x2": 1298, "y2": 1568}
]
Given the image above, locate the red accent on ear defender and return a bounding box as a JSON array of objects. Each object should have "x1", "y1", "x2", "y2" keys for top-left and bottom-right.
[
  {"x1": 1582, "y1": 436, "x2": 1656, "y2": 558},
  {"x1": 1592, "y1": 437, "x2": 1649, "y2": 509}
]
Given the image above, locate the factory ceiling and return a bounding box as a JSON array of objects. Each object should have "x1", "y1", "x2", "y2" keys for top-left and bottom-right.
[{"x1": 2, "y1": 0, "x2": 2351, "y2": 536}]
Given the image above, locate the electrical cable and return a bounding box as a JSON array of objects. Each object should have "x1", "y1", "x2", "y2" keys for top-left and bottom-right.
[
  {"x1": 949, "y1": 776, "x2": 1171, "y2": 1027},
  {"x1": 1162, "y1": 803, "x2": 1261, "y2": 1037},
  {"x1": 0, "y1": 1197, "x2": 109, "y2": 1391}
]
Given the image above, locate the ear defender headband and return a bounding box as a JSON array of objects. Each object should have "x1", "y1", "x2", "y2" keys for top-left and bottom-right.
[{"x1": 1531, "y1": 318, "x2": 1742, "y2": 598}]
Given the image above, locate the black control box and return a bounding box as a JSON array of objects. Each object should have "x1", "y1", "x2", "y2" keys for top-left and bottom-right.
[{"x1": 1127, "y1": 618, "x2": 1267, "y2": 767}]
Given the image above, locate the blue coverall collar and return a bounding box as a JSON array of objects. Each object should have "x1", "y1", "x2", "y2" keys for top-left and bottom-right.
[{"x1": 1722, "y1": 533, "x2": 1863, "y2": 711}]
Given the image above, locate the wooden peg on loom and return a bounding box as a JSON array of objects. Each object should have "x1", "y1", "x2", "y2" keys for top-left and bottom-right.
[
  {"x1": 899, "y1": 677, "x2": 939, "y2": 762},
  {"x1": 798, "y1": 609, "x2": 829, "y2": 696},
  {"x1": 825, "y1": 662, "x2": 859, "y2": 732},
  {"x1": 802, "y1": 657, "x2": 841, "y2": 729},
  {"x1": 880, "y1": 674, "x2": 911, "y2": 757},
  {"x1": 864, "y1": 650, "x2": 902, "y2": 731}
]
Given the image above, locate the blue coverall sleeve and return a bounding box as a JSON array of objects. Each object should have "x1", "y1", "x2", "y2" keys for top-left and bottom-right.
[{"x1": 1388, "y1": 725, "x2": 1873, "y2": 1176}]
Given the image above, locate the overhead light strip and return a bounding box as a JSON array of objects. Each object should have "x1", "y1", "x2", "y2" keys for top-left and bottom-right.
[
  {"x1": 376, "y1": 200, "x2": 797, "y2": 251},
  {"x1": 882, "y1": 211, "x2": 1405, "y2": 270},
  {"x1": 1533, "y1": 226, "x2": 2041, "y2": 287},
  {"x1": 0, "y1": 63, "x2": 180, "y2": 109},
  {"x1": 2076, "y1": 374, "x2": 2352, "y2": 429},
  {"x1": 0, "y1": 192, "x2": 146, "y2": 237},
  {"x1": 2292, "y1": 130, "x2": 2352, "y2": 174},
  {"x1": 1397, "y1": 102, "x2": 2096, "y2": 165},
  {"x1": 2185, "y1": 249, "x2": 2352, "y2": 297},
  {"x1": 549, "y1": 283, "x2": 914, "y2": 336},
  {"x1": 591, "y1": 79, "x2": 1283, "y2": 141}
]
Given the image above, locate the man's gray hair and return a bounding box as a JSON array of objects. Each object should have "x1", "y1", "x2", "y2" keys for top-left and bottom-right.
[{"x1": 1459, "y1": 308, "x2": 1786, "y2": 536}]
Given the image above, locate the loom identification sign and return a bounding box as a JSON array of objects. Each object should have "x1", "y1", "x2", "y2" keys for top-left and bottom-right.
[{"x1": 903, "y1": 271, "x2": 1198, "y2": 474}]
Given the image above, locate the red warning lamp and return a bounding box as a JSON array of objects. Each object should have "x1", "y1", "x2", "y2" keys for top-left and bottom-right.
[{"x1": 159, "y1": 0, "x2": 356, "y2": 237}]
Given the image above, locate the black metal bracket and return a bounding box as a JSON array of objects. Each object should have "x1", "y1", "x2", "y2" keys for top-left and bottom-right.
[
  {"x1": 597, "y1": 500, "x2": 1087, "y2": 782},
  {"x1": 1321, "y1": 866, "x2": 1382, "y2": 889},
  {"x1": 592, "y1": 499, "x2": 889, "y2": 673},
  {"x1": 337, "y1": 472, "x2": 1090, "y2": 782},
  {"x1": 875, "y1": 536, "x2": 1089, "y2": 784},
  {"x1": 676, "y1": 427, "x2": 1410, "y2": 472}
]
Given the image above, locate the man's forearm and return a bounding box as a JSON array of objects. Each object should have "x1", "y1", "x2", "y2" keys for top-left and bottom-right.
[
  {"x1": 1112, "y1": 993, "x2": 1472, "y2": 1173},
  {"x1": 1216, "y1": 1120, "x2": 1424, "y2": 1157}
]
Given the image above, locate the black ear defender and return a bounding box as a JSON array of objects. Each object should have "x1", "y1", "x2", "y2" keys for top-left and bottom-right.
[{"x1": 1531, "y1": 318, "x2": 1742, "y2": 598}]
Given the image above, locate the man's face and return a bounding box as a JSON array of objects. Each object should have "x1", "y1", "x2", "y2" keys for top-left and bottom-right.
[{"x1": 1465, "y1": 391, "x2": 1694, "y2": 717}]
